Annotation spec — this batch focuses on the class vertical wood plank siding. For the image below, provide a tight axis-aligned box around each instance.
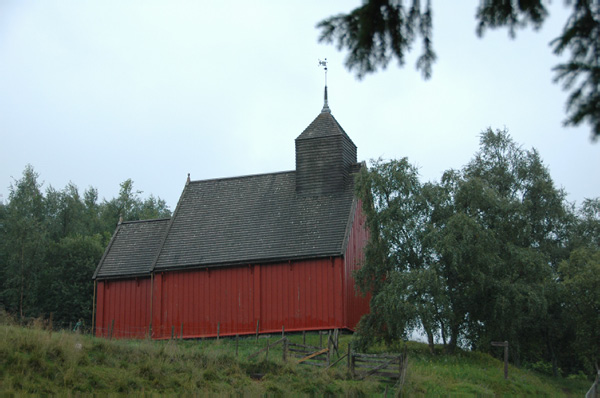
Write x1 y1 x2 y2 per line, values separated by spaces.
94 278 151 338
344 200 371 329
151 258 346 339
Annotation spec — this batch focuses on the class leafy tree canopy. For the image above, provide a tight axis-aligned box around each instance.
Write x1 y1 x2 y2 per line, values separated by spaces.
354 129 597 374
317 1 600 139
0 165 171 327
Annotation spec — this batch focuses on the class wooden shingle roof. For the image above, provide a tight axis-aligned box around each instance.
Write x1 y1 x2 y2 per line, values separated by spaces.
295 111 357 196
296 109 354 142
152 169 359 271
93 108 362 279
93 218 169 279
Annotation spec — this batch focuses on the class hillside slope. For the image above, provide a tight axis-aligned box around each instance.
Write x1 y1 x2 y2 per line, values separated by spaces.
0 323 590 396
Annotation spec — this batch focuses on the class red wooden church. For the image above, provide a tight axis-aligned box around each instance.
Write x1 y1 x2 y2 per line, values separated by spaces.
92 92 370 339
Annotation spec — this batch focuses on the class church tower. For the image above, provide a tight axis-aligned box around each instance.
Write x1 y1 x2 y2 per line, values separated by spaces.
295 84 357 196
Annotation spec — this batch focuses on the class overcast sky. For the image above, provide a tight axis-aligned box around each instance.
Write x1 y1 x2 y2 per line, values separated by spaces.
1 1 598 211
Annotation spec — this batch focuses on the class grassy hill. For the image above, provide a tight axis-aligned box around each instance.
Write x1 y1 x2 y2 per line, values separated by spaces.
0 322 591 396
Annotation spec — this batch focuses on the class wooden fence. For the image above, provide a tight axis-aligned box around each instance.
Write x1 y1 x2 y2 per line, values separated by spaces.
287 342 330 366
586 370 600 398
246 333 408 385
349 350 408 383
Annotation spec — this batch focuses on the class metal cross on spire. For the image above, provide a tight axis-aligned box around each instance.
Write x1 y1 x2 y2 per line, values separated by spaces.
318 58 330 113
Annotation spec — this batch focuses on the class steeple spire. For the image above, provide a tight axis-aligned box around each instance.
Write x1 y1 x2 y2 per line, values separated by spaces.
318 58 330 113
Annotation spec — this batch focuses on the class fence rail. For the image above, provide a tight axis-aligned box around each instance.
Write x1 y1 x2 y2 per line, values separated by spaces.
586 371 600 398
349 348 408 383
244 334 408 386
287 342 330 366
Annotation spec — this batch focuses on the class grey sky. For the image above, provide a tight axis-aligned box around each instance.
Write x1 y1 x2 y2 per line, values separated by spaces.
1 1 597 211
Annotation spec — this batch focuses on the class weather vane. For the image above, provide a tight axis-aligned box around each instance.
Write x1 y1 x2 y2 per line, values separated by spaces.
318 58 328 86
318 58 330 113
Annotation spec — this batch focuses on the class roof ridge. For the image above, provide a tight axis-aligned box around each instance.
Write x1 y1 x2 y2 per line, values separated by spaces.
92 223 123 280
120 218 171 225
149 178 191 273
188 170 295 185
340 164 365 255
154 252 345 271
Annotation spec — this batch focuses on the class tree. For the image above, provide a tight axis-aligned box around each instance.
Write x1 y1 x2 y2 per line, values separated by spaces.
40 235 104 327
45 183 88 240
317 1 600 139
353 158 434 349
554 197 600 373
354 129 570 362
559 247 600 373
99 179 171 233
0 167 172 324
571 198 600 248
0 165 47 319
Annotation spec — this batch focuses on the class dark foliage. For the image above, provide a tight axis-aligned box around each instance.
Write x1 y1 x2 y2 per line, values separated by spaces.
317 0 435 79
0 165 171 327
354 129 599 375
318 1 600 139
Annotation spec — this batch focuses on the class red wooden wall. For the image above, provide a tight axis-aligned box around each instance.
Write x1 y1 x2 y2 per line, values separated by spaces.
95 278 151 339
152 257 346 339
343 199 370 329
94 202 370 339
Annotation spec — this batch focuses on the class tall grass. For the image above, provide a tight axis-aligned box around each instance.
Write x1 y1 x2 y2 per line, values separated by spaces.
0 322 590 396
0 324 378 396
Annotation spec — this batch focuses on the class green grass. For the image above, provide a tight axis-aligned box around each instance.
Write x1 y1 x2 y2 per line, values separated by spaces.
396 342 590 397
0 323 591 396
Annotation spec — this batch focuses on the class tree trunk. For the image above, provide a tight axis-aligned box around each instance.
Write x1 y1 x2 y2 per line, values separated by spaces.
447 325 459 354
438 315 447 347
545 328 559 377
425 328 435 354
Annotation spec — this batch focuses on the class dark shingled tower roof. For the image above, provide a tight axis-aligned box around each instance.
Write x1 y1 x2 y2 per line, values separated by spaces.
295 106 357 196
93 97 361 279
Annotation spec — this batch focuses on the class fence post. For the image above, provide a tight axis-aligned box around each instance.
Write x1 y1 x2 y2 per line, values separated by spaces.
109 319 114 340
320 331 323 347
171 325 174 340
282 325 285 338
266 338 270 361
256 320 259 341
327 333 331 366
503 341 509 380
491 341 509 380
235 334 239 357
332 329 339 357
180 323 183 340
303 330 306 345
217 322 220 340
49 312 53 335
399 353 402 380
334 329 339 355
348 345 354 378
283 338 287 362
